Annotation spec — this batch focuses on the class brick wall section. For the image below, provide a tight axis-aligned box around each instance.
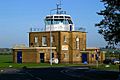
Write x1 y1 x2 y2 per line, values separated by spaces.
13 48 57 63
13 49 37 63
29 31 86 63
13 31 105 64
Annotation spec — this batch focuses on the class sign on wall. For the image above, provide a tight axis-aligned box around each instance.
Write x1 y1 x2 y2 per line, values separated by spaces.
62 45 68 50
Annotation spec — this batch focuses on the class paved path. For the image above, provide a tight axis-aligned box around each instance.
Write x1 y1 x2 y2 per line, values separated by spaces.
0 68 20 74
0 67 119 80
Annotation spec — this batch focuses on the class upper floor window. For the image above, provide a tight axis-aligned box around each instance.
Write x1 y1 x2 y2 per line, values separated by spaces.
51 36 55 43
42 36 47 46
64 36 67 42
76 37 79 50
34 36 38 43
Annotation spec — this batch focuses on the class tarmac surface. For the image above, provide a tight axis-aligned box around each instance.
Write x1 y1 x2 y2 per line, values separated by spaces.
0 66 119 80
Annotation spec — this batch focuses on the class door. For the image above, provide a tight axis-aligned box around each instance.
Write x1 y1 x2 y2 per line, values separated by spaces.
40 53 44 63
82 53 88 63
17 51 22 63
52 53 54 59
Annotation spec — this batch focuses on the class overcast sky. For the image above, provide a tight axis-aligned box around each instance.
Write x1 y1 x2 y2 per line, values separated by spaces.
0 0 107 48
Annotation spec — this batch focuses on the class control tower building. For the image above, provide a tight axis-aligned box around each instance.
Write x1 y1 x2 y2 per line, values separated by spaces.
13 3 105 64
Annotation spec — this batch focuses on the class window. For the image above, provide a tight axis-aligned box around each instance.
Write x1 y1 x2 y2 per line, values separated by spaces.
52 53 54 58
63 19 69 24
51 36 54 43
76 37 79 49
45 19 53 25
42 36 47 46
59 16 64 18
65 16 71 19
54 16 58 18
46 16 53 19
34 36 39 47
30 43 33 46
34 36 38 43
64 36 67 42
76 54 80 58
64 53 69 58
68 20 73 24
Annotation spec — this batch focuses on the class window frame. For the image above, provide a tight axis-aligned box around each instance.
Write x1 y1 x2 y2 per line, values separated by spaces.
76 37 79 50
42 36 47 46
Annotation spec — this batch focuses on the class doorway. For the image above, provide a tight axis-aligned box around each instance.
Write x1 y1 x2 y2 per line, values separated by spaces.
40 53 44 63
82 53 88 63
17 51 22 63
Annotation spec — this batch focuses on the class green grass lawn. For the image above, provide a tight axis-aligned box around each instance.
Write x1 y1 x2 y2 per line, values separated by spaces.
0 55 12 63
0 55 119 71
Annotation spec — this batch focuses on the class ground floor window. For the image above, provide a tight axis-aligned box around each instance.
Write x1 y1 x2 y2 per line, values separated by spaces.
76 53 80 58
64 53 69 58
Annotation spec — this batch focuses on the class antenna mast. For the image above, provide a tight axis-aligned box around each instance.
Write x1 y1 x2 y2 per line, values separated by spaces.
56 0 62 14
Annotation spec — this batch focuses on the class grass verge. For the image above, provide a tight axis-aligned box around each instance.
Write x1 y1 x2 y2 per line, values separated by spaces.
0 55 119 72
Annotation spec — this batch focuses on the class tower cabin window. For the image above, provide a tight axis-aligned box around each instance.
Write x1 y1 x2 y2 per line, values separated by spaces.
54 16 58 18
45 15 73 25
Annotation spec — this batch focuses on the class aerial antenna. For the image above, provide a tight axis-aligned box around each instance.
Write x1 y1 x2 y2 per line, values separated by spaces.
59 0 62 8
56 0 62 14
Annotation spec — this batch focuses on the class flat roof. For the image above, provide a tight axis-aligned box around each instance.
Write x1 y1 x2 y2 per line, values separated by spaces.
13 47 56 50
29 31 86 33
86 47 99 50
